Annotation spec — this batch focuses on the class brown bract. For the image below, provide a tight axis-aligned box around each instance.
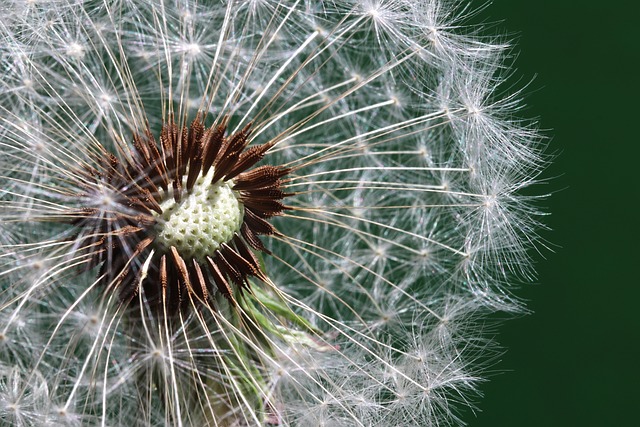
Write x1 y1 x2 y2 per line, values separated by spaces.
72 113 290 314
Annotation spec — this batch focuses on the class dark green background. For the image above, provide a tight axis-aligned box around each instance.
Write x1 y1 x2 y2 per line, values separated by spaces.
468 2 638 426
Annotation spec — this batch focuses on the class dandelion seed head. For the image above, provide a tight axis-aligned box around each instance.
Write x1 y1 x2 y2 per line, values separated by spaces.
1 0 548 425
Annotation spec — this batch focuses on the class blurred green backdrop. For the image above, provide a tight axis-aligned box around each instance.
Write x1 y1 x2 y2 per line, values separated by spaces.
467 1 638 426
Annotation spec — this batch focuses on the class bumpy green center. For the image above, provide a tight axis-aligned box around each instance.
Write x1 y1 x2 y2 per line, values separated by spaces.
155 170 243 261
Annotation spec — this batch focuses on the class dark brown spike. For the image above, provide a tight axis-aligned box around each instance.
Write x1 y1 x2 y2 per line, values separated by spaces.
169 122 185 202
240 222 269 253
238 188 288 201
210 151 239 184
161 117 183 202
202 119 228 175
243 208 278 235
114 269 138 302
132 132 153 172
241 198 287 217
144 126 170 190
126 196 149 215
186 137 204 191
207 256 236 304
172 173 183 203
184 115 206 191
133 236 155 257
220 242 259 282
107 224 144 237
233 166 290 191
233 235 266 281
224 141 276 181
186 114 205 162
159 254 168 300
216 249 244 289
215 123 252 166
131 213 156 228
160 118 176 179
178 123 188 179
191 259 209 303
170 246 192 296
211 125 252 183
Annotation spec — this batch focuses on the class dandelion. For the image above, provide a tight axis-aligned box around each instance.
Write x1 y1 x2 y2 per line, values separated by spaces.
0 1 545 426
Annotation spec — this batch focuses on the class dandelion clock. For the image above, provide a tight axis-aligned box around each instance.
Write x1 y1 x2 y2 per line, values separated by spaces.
0 1 546 426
